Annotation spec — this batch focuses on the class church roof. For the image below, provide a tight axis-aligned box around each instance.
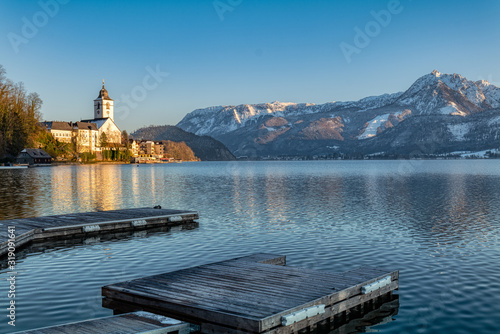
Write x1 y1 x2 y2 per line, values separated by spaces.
96 81 113 100
74 122 98 131
39 121 73 131
81 118 119 131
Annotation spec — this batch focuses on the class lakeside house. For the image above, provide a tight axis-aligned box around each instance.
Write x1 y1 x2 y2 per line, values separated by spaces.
16 148 52 166
130 140 179 163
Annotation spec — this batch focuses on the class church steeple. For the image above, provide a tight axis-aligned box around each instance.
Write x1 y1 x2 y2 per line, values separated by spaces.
94 80 114 120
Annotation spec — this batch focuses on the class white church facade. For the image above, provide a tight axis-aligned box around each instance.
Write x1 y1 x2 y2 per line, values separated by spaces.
81 81 122 146
40 81 122 154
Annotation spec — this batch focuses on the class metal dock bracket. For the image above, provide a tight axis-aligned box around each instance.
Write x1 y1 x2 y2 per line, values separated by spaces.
362 275 392 294
131 219 147 227
281 304 326 326
168 216 183 222
82 224 101 233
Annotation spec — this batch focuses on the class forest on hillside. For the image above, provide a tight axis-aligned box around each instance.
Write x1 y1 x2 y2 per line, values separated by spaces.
0 65 42 161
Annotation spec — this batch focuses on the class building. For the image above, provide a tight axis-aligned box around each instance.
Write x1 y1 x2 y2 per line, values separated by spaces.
130 140 186 162
130 139 139 156
81 81 121 147
40 121 73 143
139 141 155 155
38 121 99 153
40 81 122 155
74 122 99 153
155 141 165 156
16 149 52 166
93 80 114 120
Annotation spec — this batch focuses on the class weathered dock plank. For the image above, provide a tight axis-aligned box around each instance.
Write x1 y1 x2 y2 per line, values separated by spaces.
0 207 198 257
13 311 196 334
102 253 399 333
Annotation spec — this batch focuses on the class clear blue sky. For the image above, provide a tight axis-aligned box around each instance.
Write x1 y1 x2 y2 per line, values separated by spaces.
1 0 500 132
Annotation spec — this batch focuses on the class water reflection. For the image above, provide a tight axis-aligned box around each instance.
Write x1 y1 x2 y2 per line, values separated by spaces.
2 162 499 245
1 161 500 334
0 169 42 219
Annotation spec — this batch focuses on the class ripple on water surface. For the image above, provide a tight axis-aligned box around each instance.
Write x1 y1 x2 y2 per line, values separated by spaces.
1 160 500 333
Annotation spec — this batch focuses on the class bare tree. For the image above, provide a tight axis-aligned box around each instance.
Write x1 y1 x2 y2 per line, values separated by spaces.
0 65 43 160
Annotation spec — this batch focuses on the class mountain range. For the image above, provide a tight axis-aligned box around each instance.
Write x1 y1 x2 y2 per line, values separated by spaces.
176 70 500 158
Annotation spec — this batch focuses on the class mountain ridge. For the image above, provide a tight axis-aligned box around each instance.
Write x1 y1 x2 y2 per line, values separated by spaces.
177 71 500 158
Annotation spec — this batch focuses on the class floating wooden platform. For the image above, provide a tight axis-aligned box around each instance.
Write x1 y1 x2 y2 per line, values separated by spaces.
13 311 196 334
0 207 198 257
102 253 399 333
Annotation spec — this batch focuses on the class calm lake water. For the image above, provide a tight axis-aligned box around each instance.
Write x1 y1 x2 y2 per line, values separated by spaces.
1 161 500 333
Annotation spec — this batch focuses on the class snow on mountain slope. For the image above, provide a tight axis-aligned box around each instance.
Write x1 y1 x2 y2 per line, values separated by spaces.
178 93 404 137
476 80 500 108
447 123 471 141
177 71 500 147
396 70 498 115
358 110 410 140
358 114 392 139
336 92 403 111
180 101 318 136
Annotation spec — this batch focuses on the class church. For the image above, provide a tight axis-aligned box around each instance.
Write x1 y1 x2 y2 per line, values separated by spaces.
81 80 122 146
40 81 122 155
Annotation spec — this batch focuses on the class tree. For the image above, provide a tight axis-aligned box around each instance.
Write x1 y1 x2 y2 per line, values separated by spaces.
163 141 198 161
121 130 132 161
99 132 108 148
122 130 129 146
36 131 71 158
98 132 109 160
0 65 42 161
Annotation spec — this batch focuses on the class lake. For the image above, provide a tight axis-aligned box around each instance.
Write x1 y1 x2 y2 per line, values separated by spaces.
1 160 499 333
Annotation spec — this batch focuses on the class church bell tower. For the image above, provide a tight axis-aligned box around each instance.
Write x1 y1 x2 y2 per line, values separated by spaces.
94 80 114 120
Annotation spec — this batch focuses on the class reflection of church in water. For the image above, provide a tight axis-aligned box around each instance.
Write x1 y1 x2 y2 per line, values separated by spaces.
40 81 122 154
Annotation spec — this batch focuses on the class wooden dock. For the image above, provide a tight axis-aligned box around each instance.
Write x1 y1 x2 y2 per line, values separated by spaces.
13 311 196 334
102 253 399 333
0 207 198 257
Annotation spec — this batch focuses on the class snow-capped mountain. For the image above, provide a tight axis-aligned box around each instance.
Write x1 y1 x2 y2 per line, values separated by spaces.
177 71 500 157
396 70 495 116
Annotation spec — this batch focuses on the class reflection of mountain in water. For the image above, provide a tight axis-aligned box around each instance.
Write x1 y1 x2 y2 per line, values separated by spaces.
218 164 498 248
1 163 498 248
1 161 500 333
